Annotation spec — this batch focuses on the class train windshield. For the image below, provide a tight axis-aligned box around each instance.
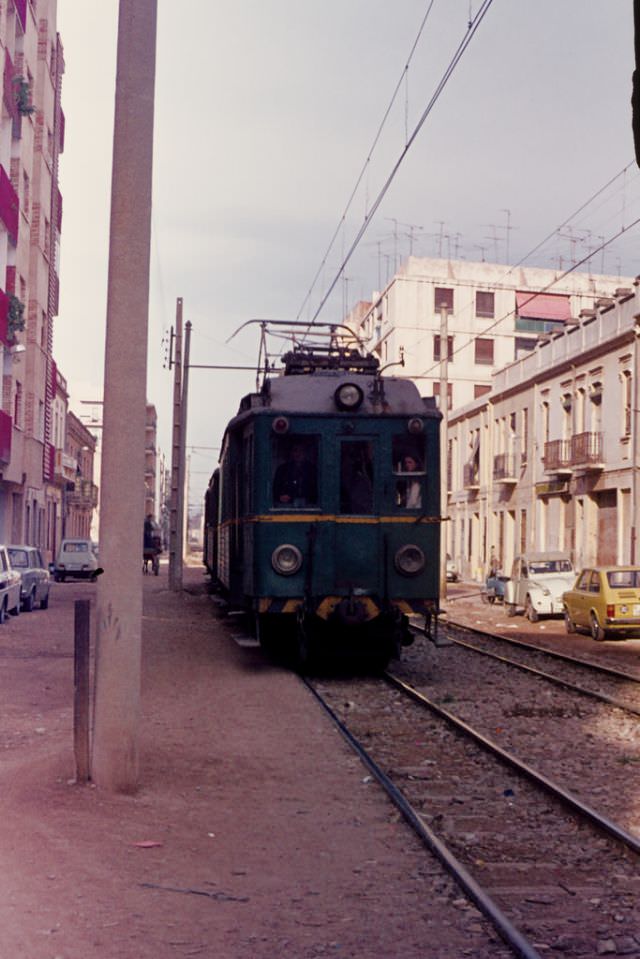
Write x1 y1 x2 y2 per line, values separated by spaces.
272 435 319 508
392 435 425 509
340 440 374 514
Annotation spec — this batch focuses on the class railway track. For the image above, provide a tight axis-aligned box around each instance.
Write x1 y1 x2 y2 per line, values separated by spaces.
306 671 640 958
413 620 640 717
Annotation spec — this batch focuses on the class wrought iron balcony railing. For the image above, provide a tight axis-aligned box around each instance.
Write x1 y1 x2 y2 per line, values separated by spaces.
542 438 572 473
571 431 603 467
493 452 517 482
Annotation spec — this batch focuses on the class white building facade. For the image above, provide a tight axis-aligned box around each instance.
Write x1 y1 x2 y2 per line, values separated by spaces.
447 283 640 581
352 257 634 411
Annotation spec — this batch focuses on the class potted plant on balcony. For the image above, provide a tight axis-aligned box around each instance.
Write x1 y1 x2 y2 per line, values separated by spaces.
13 76 34 116
7 294 25 340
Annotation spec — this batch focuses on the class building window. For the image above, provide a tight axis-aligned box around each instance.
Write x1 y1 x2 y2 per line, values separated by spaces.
514 337 536 360
474 337 494 365
14 381 22 428
22 171 29 218
434 287 453 313
521 407 529 465
475 291 494 318
433 381 453 411
622 370 632 437
474 384 491 399
433 335 454 363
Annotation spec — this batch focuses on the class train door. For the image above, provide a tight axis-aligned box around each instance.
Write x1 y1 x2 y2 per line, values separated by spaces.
334 438 378 590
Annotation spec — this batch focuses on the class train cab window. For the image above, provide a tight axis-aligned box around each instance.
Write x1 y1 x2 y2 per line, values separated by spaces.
340 440 374 514
392 436 425 509
272 435 319 508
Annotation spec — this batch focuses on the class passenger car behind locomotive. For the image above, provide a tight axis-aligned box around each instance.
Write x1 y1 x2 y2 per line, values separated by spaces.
204 344 441 666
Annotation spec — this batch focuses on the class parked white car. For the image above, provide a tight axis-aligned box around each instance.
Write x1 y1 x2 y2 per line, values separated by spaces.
54 538 100 582
0 545 22 622
505 552 575 622
8 545 50 611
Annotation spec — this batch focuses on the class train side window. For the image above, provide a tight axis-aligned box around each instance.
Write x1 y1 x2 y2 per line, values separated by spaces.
392 435 425 509
272 435 319 508
340 440 374 514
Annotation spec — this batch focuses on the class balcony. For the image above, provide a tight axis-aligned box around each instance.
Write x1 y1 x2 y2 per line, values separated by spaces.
0 288 8 345
0 408 12 463
2 50 18 122
463 462 480 490
571 431 603 470
493 453 517 483
67 479 98 509
543 438 572 474
13 0 26 33
0 165 19 245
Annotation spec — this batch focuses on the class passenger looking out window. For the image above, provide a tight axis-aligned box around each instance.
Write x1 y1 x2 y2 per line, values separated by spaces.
392 435 425 509
272 437 318 508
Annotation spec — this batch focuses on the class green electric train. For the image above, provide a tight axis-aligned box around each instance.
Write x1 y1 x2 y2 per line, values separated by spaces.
204 343 442 667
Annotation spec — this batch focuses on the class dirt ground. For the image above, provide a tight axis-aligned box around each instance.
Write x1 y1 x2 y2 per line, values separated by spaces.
0 562 520 959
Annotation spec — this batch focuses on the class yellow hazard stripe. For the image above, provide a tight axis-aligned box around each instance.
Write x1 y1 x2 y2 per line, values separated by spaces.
230 514 443 525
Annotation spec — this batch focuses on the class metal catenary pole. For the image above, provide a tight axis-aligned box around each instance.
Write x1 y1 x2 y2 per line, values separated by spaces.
439 302 449 600
168 298 183 590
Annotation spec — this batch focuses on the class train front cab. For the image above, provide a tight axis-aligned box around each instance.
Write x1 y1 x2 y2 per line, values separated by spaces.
249 409 440 664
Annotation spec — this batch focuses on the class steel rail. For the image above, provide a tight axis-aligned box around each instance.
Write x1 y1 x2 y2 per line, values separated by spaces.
443 618 640 684
422 627 640 718
301 676 542 959
384 670 640 856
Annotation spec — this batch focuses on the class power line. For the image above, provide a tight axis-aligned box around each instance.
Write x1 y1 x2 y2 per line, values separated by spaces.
305 0 495 330
414 214 640 380
295 0 438 324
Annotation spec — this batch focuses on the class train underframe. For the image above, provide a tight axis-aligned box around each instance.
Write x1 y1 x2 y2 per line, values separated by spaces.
255 595 438 670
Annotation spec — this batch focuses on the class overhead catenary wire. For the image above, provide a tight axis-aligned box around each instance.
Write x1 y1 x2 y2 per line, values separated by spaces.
295 0 438 325
413 214 640 381
304 0 495 332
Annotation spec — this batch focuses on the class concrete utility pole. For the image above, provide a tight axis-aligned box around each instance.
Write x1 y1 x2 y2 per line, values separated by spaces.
92 0 157 792
168 299 183 591
439 303 449 601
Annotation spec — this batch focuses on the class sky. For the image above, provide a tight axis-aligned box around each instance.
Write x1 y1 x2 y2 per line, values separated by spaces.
55 1 639 514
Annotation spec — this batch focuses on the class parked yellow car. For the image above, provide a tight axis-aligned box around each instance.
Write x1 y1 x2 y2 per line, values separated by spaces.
562 566 640 641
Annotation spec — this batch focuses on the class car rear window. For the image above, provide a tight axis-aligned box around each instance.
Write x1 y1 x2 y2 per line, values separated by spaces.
607 570 640 588
8 549 28 567
529 560 572 574
64 542 89 553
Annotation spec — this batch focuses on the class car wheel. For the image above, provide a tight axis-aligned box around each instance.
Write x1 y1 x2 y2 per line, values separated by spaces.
590 612 606 642
525 596 539 623
11 597 20 616
506 603 517 617
23 589 35 613
564 608 576 634
40 591 49 610
0 601 7 625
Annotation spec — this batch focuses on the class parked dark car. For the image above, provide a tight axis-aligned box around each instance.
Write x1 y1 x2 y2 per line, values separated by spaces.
8 545 50 611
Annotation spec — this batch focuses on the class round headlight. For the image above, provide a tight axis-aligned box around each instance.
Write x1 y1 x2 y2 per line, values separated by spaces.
335 383 364 411
272 416 290 434
271 544 303 576
408 417 424 434
394 544 426 576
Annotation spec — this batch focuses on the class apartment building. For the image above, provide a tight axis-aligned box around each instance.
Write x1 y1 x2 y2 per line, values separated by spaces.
447 284 640 581
350 257 633 410
0 0 64 551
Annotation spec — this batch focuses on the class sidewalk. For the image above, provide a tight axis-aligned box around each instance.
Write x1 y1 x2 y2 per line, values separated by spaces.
0 564 503 959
